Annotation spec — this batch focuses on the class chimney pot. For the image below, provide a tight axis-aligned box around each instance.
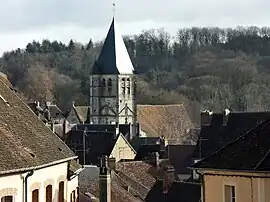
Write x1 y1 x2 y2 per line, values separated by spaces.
201 110 213 126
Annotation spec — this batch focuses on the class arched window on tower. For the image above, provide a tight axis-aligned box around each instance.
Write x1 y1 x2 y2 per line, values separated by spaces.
108 78 112 94
100 78 106 94
127 78 131 96
121 78 126 96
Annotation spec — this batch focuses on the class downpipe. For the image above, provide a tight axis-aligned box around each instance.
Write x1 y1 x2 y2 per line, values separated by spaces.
24 170 34 202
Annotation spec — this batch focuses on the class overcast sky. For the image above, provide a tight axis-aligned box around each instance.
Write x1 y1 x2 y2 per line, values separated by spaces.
0 0 269 55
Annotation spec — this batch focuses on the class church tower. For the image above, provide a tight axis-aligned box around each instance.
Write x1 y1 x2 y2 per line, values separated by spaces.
89 17 137 137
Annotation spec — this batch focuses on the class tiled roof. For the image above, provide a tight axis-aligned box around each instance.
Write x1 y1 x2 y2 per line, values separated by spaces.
192 118 270 171
134 144 161 161
146 180 201 202
66 129 116 165
74 106 90 123
168 145 195 174
193 111 270 159
131 137 161 151
167 181 201 202
0 76 76 173
47 104 64 119
137 104 194 145
117 161 157 189
80 166 141 202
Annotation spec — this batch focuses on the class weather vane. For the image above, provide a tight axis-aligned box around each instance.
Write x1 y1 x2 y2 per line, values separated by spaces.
112 2 116 17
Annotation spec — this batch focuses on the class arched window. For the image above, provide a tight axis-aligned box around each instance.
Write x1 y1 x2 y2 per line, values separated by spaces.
46 185 52 202
127 78 131 95
108 78 112 94
58 181 64 202
100 78 106 87
32 189 39 202
1 196 13 202
121 78 126 95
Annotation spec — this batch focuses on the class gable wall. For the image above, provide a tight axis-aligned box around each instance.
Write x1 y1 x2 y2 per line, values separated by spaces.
0 162 78 202
110 135 136 162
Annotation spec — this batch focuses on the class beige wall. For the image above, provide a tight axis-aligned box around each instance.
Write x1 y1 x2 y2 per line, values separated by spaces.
202 171 270 202
0 162 78 202
110 135 136 162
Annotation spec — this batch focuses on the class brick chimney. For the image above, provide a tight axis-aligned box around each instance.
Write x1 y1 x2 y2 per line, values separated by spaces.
99 155 111 202
201 110 213 126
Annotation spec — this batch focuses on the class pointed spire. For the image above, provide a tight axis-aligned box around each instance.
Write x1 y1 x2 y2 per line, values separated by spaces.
92 17 134 75
112 3 116 17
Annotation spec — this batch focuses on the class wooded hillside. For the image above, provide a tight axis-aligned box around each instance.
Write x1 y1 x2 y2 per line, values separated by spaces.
1 26 270 124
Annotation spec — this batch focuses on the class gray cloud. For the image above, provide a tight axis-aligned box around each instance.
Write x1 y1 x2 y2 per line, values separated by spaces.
1 0 270 33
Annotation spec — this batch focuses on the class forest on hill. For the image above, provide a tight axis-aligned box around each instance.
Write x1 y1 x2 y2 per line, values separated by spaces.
1 26 270 124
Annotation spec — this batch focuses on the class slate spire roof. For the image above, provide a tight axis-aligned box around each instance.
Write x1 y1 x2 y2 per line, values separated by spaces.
191 118 270 171
92 17 134 75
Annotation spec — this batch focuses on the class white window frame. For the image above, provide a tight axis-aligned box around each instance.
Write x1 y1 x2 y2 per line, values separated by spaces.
223 182 236 202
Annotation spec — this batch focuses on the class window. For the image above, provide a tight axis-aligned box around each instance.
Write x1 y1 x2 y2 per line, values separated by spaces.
46 185 52 202
72 190 76 202
108 78 112 94
121 78 126 95
1 196 13 202
32 189 39 202
76 187 79 202
224 185 236 202
58 181 64 202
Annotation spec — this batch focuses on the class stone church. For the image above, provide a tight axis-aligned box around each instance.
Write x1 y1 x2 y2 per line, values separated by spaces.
89 17 137 138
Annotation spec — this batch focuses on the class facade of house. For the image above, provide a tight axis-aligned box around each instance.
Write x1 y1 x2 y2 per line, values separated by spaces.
191 118 270 202
110 133 136 161
89 17 137 138
0 74 81 202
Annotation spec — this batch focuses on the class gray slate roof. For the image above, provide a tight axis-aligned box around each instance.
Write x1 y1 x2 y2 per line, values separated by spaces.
0 76 76 174
92 17 134 75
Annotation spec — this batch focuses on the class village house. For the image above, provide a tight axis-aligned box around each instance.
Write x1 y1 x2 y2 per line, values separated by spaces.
0 74 82 202
193 109 270 161
190 118 270 202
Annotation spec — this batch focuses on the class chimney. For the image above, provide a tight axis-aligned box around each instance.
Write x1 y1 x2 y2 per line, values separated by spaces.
223 109 230 126
162 165 175 194
201 110 213 126
136 123 140 137
99 155 111 202
46 101 51 107
33 101 40 117
51 123 55 133
108 157 117 171
159 136 166 152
